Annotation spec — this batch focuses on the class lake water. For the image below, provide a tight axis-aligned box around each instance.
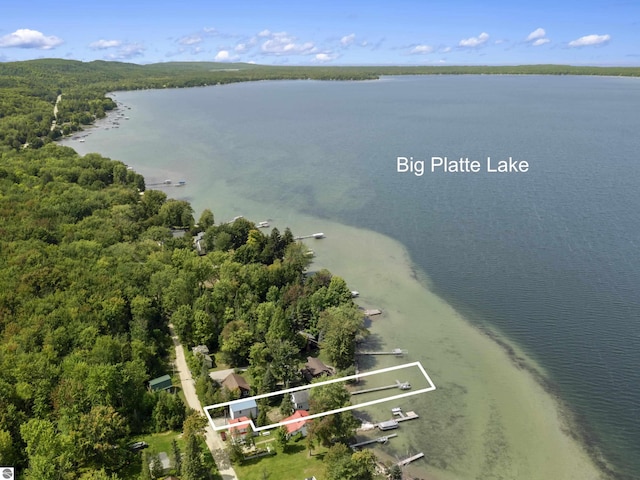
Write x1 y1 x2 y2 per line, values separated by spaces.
66 75 640 479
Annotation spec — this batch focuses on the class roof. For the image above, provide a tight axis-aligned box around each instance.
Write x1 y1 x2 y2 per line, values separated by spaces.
291 390 310 404
282 410 310 435
149 374 172 391
222 372 250 392
193 344 210 355
228 416 250 435
305 356 332 376
229 398 257 413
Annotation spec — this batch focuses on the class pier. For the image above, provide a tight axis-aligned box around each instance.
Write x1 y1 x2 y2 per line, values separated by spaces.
355 348 408 357
364 309 382 316
349 434 397 450
294 232 325 240
396 452 425 467
351 380 411 396
394 410 419 423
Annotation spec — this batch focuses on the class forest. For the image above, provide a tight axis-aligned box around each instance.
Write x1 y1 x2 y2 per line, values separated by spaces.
1 58 639 150
0 141 370 478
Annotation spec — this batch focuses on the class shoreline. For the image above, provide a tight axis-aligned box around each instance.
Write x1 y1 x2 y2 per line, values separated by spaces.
60 88 614 480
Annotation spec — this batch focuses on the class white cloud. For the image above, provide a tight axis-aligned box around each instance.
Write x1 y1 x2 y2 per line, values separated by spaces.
459 32 489 48
89 39 121 50
214 50 239 62
0 29 63 50
340 33 356 47
441 46 452 53
410 44 434 54
532 38 550 46
569 34 611 47
260 31 316 55
105 43 145 60
314 52 338 62
526 28 546 41
179 35 202 46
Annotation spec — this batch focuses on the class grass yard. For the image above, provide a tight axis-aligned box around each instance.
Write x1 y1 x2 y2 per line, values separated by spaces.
234 441 328 480
117 430 187 479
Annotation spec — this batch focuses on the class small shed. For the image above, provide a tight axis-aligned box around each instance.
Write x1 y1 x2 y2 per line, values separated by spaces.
229 398 258 420
149 374 172 392
193 345 213 369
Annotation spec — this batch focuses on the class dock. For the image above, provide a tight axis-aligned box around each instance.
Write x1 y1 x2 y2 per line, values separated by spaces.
294 232 325 240
395 410 419 423
364 309 382 316
351 380 411 396
349 434 397 450
355 348 408 357
396 452 425 467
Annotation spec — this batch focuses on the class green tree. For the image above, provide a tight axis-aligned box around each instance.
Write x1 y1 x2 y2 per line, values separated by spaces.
182 432 206 480
308 383 358 447
139 451 152 480
198 209 215 230
275 425 289 453
317 304 365 370
172 438 182 476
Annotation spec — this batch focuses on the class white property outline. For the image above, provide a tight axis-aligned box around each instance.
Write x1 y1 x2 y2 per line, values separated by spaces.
204 361 436 433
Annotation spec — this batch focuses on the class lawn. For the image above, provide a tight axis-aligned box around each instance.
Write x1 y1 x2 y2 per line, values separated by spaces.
117 430 186 479
234 440 328 480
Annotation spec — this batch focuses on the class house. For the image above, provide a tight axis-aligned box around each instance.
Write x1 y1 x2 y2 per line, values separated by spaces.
148 374 172 392
192 345 213 369
229 398 258 420
228 416 251 442
193 231 206 255
282 410 310 438
222 372 251 397
291 390 310 411
303 356 333 379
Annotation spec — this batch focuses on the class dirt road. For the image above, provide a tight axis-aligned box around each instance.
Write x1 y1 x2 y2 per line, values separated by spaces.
169 324 238 480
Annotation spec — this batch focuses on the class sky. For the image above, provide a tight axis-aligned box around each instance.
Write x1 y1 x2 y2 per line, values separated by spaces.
1 0 639 66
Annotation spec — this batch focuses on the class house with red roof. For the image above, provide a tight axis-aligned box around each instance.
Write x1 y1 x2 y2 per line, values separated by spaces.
282 410 310 438
228 416 251 443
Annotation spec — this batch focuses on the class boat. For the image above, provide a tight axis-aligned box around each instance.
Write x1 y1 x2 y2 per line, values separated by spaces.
258 221 270 228
351 291 360 298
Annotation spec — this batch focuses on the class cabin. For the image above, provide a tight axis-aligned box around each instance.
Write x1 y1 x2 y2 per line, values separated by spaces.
282 410 310 438
222 372 251 398
291 390 310 411
229 398 258 420
303 356 334 379
148 374 172 392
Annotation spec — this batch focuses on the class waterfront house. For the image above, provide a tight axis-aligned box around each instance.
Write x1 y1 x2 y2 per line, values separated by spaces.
303 356 334 379
282 410 310 438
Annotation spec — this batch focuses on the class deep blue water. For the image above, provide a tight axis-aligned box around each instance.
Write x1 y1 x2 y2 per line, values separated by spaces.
70 75 640 477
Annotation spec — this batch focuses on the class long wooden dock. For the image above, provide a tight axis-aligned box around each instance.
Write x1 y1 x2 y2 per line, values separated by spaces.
351 380 411 396
355 348 408 357
395 411 419 423
349 434 397 450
